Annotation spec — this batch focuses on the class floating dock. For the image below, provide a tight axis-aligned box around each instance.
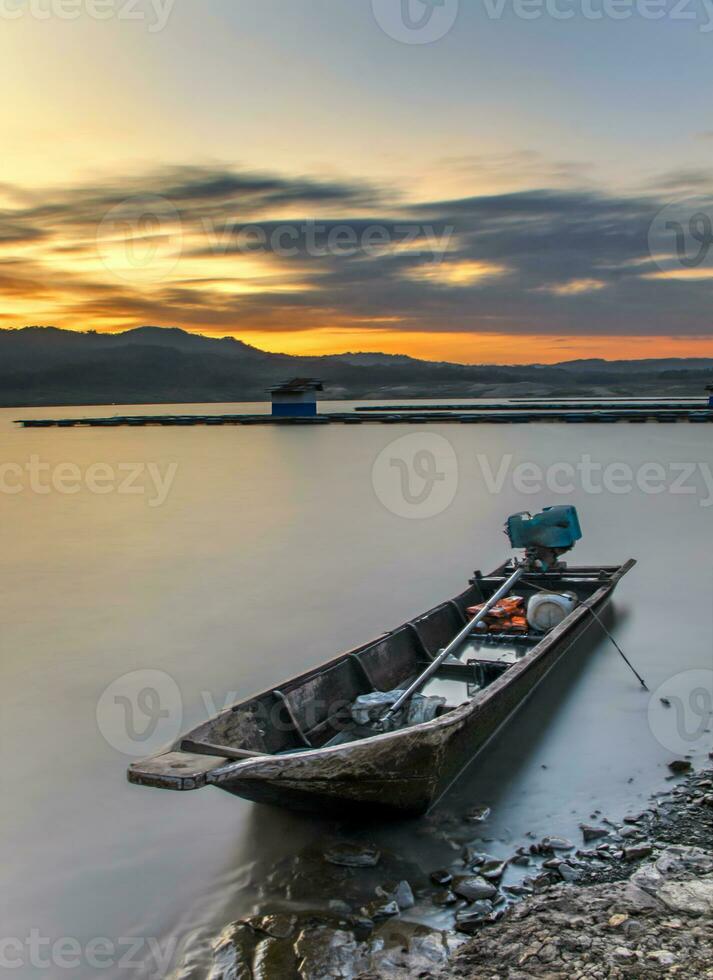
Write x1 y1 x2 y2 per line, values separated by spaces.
15 405 713 427
357 400 709 412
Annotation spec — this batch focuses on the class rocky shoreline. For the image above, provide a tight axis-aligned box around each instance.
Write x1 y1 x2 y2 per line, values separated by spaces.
436 763 713 979
204 764 713 979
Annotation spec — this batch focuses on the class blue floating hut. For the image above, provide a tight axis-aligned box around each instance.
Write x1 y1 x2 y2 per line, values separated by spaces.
268 378 324 417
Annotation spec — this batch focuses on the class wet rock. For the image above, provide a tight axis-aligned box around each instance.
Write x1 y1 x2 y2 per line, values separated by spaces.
244 913 297 940
532 871 558 890
294 925 367 980
452 875 498 902
479 859 506 881
454 900 494 934
360 899 400 921
668 759 693 774
364 921 461 977
541 835 575 852
375 879 415 911
504 883 533 897
618 825 641 839
509 853 530 867
623 844 654 862
580 824 609 843
209 923 254 980
323 842 381 868
431 888 458 907
461 847 491 867
464 804 491 823
557 863 582 883
252 936 297 979
430 868 452 887
396 930 452 972
349 915 374 938
392 880 415 911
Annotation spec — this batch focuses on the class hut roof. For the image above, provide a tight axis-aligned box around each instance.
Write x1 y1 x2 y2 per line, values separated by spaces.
267 377 324 394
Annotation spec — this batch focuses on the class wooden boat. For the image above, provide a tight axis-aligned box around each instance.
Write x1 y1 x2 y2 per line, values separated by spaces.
128 556 635 815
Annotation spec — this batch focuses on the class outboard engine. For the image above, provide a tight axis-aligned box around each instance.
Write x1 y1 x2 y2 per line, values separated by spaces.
506 505 582 570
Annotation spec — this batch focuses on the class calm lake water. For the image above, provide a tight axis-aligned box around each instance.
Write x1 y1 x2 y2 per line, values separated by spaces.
2 402 712 977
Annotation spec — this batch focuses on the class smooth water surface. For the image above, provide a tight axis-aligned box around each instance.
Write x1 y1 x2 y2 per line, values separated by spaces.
1 402 711 977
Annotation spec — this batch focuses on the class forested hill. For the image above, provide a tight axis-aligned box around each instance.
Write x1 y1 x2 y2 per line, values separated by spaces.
1 326 712 406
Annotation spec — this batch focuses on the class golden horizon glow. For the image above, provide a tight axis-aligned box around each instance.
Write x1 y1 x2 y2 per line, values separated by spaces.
234 329 713 363
8 323 708 366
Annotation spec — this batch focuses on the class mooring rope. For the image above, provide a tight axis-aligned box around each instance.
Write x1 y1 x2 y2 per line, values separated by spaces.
518 576 648 691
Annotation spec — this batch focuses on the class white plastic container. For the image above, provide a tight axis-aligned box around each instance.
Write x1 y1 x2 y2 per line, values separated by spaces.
527 591 578 632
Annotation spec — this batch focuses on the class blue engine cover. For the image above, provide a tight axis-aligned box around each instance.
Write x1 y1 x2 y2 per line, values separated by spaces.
506 505 582 551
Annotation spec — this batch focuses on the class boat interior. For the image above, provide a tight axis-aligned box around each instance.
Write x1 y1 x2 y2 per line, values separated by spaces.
180 565 616 760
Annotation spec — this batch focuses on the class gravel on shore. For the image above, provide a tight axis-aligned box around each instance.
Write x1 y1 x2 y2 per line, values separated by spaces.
441 845 713 979
203 766 713 979
387 766 713 980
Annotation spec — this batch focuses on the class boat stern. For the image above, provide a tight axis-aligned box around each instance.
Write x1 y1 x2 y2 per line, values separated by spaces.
127 750 228 791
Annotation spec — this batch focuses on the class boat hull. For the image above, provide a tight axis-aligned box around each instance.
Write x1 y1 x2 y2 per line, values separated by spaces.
129 560 634 815
204 578 622 813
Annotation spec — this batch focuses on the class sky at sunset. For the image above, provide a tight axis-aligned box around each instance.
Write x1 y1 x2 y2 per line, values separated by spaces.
2 0 713 363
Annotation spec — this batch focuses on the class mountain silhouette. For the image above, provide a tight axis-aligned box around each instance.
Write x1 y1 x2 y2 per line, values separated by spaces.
1 326 711 407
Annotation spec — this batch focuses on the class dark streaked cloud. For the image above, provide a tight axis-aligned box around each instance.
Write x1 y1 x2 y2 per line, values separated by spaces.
2 164 713 342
